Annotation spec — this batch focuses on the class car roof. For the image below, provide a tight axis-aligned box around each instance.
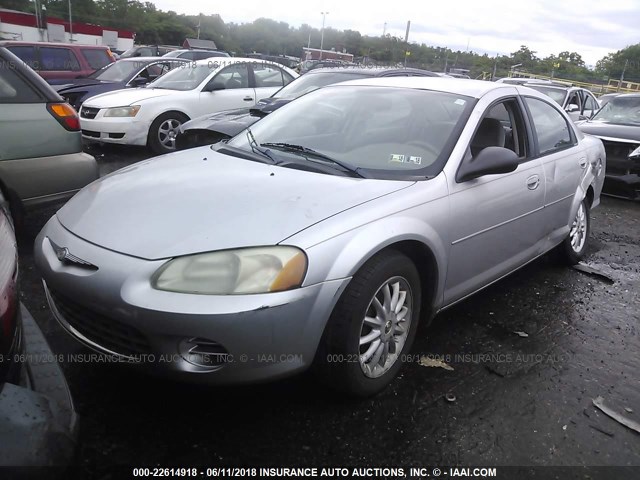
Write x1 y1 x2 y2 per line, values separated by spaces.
118 56 190 63
0 40 109 49
328 76 516 99
306 67 437 77
191 57 292 68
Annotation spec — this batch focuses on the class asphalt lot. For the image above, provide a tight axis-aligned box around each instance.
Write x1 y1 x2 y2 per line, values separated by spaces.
16 145 640 476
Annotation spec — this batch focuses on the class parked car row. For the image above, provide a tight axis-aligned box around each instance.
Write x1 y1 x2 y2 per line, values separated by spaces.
78 58 298 153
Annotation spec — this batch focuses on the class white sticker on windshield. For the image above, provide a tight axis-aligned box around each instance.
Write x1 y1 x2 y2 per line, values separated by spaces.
454 99 466 105
408 156 422 165
389 154 406 163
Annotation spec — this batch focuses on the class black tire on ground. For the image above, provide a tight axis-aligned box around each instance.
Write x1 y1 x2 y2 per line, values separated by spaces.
558 197 591 265
315 250 422 397
148 112 189 155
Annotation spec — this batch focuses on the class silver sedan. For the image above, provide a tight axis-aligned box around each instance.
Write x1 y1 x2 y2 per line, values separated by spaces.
35 77 605 396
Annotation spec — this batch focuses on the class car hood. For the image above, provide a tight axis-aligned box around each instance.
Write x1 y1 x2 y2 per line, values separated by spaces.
56 147 413 260
182 108 256 136
578 121 640 143
52 78 113 92
83 87 175 107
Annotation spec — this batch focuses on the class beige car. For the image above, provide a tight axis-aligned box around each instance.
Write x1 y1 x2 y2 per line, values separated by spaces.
0 47 97 222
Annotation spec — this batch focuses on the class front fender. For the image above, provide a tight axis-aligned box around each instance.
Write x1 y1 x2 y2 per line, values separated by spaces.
302 214 450 310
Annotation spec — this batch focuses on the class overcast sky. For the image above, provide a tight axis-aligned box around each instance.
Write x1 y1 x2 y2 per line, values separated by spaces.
151 0 639 66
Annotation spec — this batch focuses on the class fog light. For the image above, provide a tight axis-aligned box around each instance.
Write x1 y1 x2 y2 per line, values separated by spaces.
179 337 229 370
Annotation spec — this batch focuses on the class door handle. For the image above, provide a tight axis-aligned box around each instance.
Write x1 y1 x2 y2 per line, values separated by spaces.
579 158 587 169
526 174 540 190
243 96 254 102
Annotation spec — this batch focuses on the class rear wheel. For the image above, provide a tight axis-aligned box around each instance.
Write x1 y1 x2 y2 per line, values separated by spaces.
316 250 421 397
559 198 590 265
148 112 189 155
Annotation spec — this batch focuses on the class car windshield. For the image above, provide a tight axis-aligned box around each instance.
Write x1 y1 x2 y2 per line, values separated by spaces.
148 62 216 90
527 86 568 106
274 71 369 101
89 60 142 81
591 96 640 126
228 85 474 178
162 51 182 58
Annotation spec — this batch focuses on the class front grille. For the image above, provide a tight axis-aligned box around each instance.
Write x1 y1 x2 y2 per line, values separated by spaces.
601 140 640 176
47 286 152 358
82 129 100 138
80 106 99 119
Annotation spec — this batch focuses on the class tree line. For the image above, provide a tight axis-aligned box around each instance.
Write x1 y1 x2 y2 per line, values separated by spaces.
3 0 639 82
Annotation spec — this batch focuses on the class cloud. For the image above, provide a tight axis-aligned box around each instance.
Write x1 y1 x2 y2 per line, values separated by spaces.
150 0 640 64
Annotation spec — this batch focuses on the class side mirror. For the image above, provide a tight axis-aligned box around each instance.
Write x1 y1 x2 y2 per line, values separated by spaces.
204 82 225 92
566 104 580 113
457 146 519 182
130 77 149 87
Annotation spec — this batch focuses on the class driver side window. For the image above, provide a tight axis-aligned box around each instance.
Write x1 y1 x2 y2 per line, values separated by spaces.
470 99 528 160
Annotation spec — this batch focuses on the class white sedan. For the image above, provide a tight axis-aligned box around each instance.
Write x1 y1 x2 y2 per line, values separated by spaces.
78 58 298 154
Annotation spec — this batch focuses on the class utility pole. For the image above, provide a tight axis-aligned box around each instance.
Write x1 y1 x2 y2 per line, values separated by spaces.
197 14 201 39
618 59 629 92
382 22 387 37
404 20 410 67
68 0 73 42
319 11 328 60
492 55 497 80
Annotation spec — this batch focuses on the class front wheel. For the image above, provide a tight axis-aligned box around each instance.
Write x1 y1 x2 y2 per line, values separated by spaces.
315 250 421 397
148 112 189 155
559 198 590 265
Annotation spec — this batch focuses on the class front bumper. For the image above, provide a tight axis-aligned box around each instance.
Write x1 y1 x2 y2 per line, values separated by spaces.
80 111 149 146
35 216 349 384
0 304 78 466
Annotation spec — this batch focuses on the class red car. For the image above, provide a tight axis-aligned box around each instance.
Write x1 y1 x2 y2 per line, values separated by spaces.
0 40 115 80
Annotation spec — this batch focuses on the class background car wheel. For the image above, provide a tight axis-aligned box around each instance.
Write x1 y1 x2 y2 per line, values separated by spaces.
559 198 590 265
148 112 189 155
315 250 421 397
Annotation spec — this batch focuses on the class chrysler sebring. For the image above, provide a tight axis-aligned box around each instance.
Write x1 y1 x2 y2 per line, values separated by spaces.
35 78 605 396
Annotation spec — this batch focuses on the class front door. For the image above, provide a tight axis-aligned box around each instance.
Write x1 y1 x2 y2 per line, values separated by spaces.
444 98 547 305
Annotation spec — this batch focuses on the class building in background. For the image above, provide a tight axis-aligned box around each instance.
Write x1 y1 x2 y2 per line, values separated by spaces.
302 47 353 63
0 8 134 51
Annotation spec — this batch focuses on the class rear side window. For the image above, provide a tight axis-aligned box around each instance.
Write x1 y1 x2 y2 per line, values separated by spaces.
81 48 111 70
40 47 80 71
525 97 575 156
253 65 287 88
0 60 43 103
6 46 37 69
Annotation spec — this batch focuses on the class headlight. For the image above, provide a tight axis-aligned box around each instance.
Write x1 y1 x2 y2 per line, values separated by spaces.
152 246 307 295
629 145 640 158
103 105 140 117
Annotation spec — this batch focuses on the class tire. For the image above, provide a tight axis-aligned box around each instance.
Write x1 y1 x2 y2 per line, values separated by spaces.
148 112 189 155
315 250 422 397
559 198 590 265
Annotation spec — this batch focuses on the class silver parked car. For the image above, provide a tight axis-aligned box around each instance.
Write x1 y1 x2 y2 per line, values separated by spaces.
35 78 605 396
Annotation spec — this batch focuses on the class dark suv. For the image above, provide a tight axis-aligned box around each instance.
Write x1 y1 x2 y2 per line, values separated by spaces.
0 41 115 80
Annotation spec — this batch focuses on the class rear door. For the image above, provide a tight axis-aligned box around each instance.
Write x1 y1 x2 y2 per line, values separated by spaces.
444 95 547 305
199 63 255 116
250 63 293 101
522 95 582 242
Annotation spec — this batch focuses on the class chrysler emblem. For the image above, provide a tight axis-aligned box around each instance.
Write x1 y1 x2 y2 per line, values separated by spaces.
49 239 97 269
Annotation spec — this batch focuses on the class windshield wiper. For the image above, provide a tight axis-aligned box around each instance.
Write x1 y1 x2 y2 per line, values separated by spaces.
246 129 277 164
260 142 365 178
